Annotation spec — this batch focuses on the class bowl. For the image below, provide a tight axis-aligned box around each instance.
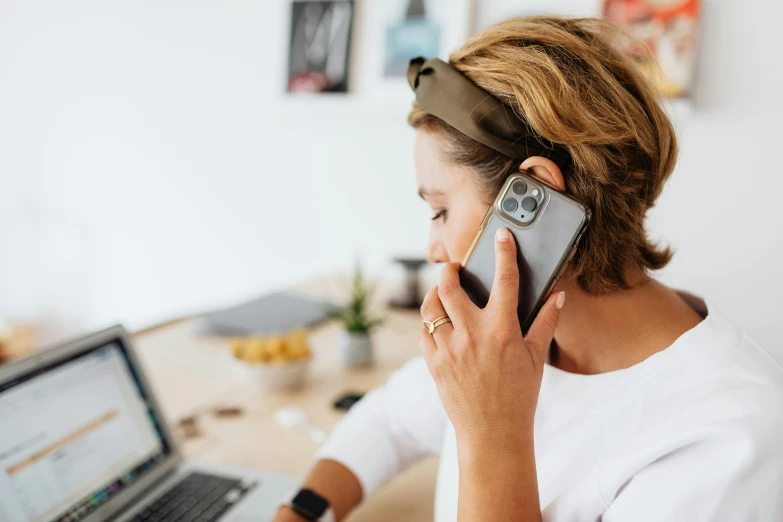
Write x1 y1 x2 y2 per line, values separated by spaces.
228 353 311 391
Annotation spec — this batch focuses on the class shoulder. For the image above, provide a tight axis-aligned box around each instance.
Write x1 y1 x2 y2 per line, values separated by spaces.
688 307 783 405
600 318 783 518
639 306 783 459
645 302 783 400
706 330 783 447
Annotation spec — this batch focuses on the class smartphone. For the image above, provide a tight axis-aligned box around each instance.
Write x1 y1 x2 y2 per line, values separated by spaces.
333 392 365 411
460 173 589 334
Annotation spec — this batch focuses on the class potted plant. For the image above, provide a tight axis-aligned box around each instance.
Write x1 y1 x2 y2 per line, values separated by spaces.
333 266 382 368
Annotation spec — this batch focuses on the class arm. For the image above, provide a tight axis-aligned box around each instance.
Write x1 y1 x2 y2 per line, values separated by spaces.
275 459 361 522
457 431 541 522
417 228 563 522
275 357 448 522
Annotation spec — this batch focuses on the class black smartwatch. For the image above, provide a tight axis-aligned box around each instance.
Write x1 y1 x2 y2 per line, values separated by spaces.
283 488 335 522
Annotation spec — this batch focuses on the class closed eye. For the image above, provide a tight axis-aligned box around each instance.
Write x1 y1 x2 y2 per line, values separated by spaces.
431 209 447 221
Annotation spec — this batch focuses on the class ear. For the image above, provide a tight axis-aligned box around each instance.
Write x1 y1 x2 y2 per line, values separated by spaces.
519 156 565 191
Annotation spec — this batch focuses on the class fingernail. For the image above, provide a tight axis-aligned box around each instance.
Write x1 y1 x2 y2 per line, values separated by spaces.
496 227 511 242
555 292 566 310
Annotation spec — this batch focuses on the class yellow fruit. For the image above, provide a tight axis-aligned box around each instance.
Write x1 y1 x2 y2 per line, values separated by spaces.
243 338 267 362
288 329 308 345
231 339 246 359
285 330 310 358
266 336 284 356
231 330 312 365
269 354 289 364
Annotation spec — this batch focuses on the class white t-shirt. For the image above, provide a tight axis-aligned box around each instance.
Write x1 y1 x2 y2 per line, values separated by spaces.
317 303 783 521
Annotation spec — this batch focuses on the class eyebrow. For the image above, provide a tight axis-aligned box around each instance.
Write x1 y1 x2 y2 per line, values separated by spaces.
418 187 446 200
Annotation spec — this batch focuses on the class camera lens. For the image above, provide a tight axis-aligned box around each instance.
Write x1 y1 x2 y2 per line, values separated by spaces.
512 181 527 195
521 197 537 212
502 198 518 213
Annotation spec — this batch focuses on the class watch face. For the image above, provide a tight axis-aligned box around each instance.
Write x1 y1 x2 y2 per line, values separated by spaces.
292 489 329 519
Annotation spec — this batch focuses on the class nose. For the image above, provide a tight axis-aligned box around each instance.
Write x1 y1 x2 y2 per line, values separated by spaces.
426 237 449 264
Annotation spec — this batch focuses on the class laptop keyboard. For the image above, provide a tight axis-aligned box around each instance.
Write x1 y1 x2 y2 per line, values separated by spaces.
130 472 254 522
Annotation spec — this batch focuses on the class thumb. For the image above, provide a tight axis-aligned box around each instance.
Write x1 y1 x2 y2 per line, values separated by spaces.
524 291 566 357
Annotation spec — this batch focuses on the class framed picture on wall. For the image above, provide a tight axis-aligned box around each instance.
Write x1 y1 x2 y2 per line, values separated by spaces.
287 0 355 94
384 0 442 78
603 0 700 99
355 0 474 100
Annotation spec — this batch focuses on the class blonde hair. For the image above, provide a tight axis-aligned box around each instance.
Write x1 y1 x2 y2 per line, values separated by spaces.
409 16 677 295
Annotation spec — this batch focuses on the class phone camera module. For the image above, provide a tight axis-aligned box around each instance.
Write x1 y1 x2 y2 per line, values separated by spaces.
521 197 538 212
512 181 527 195
502 198 518 213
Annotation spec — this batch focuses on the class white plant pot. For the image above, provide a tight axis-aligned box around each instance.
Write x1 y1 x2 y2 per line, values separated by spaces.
339 331 374 368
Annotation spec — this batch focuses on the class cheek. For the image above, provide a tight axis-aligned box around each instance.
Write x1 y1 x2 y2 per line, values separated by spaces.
446 208 487 262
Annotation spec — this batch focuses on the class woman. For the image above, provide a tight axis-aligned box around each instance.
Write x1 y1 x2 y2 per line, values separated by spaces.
276 16 783 522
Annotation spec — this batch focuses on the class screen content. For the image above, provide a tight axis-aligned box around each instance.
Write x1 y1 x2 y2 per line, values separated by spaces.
0 341 169 522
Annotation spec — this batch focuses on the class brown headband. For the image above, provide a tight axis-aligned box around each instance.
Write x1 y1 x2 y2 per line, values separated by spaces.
407 57 571 170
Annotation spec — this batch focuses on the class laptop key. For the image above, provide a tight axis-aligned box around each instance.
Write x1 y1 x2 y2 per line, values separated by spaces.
131 472 251 521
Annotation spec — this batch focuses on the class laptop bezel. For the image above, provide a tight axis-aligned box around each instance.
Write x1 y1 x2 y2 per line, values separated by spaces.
0 324 183 522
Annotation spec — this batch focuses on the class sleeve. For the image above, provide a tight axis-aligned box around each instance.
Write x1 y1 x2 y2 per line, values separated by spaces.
315 356 448 498
601 407 783 522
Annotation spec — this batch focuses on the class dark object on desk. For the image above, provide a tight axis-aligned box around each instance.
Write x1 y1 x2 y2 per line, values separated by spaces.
197 292 336 336
213 406 243 418
333 392 365 411
178 416 202 440
388 257 428 309
177 405 244 440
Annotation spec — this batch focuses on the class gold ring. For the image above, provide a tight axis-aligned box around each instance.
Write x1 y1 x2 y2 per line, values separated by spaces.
423 315 451 334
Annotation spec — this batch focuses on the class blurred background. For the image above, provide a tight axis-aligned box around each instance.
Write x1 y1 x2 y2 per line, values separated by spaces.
1 0 781 355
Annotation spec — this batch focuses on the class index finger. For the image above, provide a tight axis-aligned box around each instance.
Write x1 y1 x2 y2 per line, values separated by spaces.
487 227 519 312
437 262 475 326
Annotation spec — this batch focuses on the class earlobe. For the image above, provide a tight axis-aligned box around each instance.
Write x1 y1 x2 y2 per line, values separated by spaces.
519 156 566 191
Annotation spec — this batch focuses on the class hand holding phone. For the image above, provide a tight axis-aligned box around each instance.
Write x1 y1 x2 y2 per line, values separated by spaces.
459 173 588 333
418 230 567 464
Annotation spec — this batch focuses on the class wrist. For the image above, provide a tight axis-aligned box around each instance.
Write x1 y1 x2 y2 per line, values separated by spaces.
280 488 336 522
456 423 535 468
275 505 309 522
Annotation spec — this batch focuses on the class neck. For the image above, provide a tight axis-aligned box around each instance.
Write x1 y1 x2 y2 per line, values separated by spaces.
549 274 703 375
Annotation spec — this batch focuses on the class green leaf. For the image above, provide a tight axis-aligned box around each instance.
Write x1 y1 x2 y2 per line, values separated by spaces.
332 263 382 334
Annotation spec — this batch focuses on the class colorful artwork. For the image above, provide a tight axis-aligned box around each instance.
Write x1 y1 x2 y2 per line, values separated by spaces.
287 1 355 93
603 0 700 98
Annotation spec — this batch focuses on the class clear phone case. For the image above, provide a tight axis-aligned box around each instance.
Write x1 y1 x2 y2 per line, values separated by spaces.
460 173 589 333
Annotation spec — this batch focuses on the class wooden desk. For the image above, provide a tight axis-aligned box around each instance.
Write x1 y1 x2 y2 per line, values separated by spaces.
133 301 438 522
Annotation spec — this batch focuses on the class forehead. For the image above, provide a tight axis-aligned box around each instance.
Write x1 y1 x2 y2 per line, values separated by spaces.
414 130 471 192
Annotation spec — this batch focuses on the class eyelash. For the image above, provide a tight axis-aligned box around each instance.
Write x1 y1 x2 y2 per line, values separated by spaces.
431 209 447 222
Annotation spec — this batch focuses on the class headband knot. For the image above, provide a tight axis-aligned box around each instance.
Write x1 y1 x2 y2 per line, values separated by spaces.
407 57 571 170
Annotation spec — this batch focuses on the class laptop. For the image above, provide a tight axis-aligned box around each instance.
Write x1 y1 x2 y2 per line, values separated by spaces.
0 325 299 522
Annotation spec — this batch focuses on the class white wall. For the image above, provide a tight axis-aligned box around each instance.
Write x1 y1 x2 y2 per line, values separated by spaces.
1 0 781 356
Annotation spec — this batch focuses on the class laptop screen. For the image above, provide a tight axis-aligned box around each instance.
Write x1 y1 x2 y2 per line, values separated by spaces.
0 339 170 522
